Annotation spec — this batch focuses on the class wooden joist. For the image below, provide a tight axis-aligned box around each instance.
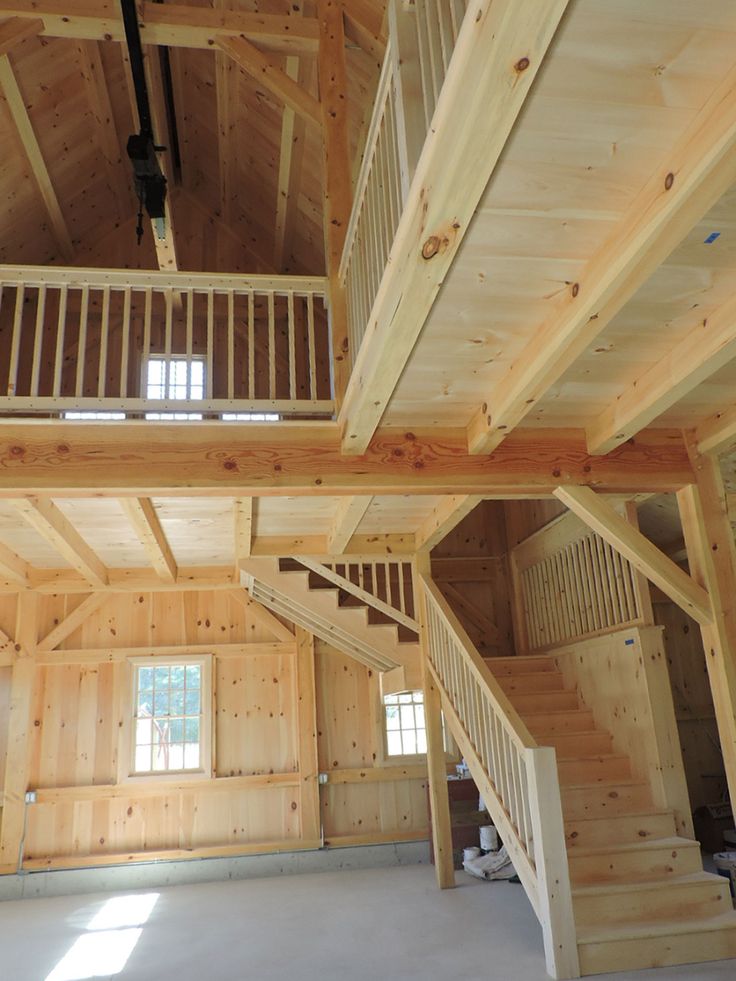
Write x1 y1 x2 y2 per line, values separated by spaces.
216 35 321 128
0 425 695 496
0 49 74 261
0 3 321 53
119 497 177 583
415 495 482 551
12 497 108 587
338 0 571 453
553 485 712 626
587 290 736 455
469 59 736 455
327 495 372 553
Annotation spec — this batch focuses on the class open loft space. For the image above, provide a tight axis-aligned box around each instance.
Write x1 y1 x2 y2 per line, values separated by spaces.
1 1 736 979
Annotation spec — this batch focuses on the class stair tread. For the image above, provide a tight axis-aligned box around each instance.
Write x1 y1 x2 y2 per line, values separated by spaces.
563 778 647 790
525 708 592 717
576 910 736 945
571 835 701 858
573 870 725 897
565 809 673 826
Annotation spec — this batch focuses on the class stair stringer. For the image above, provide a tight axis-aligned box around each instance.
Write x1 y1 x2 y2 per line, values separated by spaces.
239 557 421 680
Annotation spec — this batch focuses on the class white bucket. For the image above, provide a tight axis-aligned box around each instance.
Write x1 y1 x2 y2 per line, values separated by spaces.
714 851 736 898
463 846 481 863
480 825 499 852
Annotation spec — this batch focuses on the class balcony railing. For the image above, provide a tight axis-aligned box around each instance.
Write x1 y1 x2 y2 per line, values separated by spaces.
340 0 470 366
0 267 333 419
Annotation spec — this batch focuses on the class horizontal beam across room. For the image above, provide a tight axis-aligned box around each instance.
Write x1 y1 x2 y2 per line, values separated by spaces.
0 424 694 497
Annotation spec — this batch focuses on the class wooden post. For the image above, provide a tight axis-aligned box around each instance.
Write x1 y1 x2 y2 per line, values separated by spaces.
413 551 454 888
317 0 352 407
295 626 321 844
0 593 39 872
527 747 581 980
676 448 736 812
624 500 655 625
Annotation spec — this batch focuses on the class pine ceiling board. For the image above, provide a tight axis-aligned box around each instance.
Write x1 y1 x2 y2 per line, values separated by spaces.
653 361 736 428
152 497 233 566
636 494 683 550
0 501 68 568
382 0 736 429
255 496 340 536
53 498 150 568
358 495 444 535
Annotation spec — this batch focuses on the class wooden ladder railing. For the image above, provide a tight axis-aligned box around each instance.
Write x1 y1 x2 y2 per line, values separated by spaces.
418 573 580 980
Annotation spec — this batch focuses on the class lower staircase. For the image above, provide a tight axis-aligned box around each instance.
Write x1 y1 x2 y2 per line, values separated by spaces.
418 572 736 978
492 653 736 976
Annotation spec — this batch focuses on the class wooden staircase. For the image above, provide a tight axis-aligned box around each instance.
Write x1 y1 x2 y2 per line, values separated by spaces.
488 654 736 976
239 556 421 686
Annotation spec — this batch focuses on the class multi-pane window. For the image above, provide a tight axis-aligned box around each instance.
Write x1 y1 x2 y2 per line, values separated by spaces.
384 690 426 756
131 658 210 775
221 412 279 422
63 411 126 420
144 356 204 420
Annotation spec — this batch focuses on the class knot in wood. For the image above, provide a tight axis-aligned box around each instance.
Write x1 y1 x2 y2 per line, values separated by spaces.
421 236 441 260
514 57 530 73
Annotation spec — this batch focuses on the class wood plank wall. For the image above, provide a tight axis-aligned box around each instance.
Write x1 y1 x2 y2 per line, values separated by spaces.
0 589 431 871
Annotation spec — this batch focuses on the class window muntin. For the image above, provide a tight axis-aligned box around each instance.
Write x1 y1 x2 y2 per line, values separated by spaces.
384 690 426 756
144 355 204 420
130 657 210 776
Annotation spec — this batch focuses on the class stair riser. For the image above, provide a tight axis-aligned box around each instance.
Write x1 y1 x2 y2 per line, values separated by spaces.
507 691 580 713
526 710 595 734
578 925 736 976
569 843 702 886
557 757 631 785
486 657 556 676
565 812 677 849
539 731 614 757
573 880 732 930
496 673 566 694
562 783 652 819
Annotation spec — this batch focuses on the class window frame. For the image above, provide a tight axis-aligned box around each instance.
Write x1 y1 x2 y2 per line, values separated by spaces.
141 353 207 418
382 688 428 761
119 654 213 783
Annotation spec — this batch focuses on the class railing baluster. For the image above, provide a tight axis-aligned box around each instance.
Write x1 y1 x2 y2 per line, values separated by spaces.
287 291 296 400
142 287 152 390
97 285 110 399
268 290 276 399
75 285 89 398
307 293 317 400
206 289 214 399
8 284 25 397
247 290 255 399
30 284 46 398
53 285 67 398
120 287 131 399
227 289 235 401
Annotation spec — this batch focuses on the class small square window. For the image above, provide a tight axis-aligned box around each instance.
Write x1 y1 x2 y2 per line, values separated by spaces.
144 355 205 420
383 690 427 757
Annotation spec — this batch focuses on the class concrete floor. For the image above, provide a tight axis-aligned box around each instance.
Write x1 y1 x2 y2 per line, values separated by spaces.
0 864 735 981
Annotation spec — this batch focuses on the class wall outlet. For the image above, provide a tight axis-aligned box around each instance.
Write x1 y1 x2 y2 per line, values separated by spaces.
24 790 37 804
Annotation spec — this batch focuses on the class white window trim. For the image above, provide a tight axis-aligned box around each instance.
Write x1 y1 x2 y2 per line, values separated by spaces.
141 352 207 404
118 654 213 783
382 688 428 762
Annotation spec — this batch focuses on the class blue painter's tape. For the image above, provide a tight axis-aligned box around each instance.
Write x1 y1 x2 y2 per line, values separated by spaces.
624 638 635 646
704 232 721 244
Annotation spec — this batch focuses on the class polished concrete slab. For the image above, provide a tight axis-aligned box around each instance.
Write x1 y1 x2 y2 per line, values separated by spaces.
0 864 735 981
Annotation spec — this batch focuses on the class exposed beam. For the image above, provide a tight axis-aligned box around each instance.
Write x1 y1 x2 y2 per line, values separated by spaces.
469 60 736 455
0 540 29 585
677 447 736 818
234 497 254 563
415 495 482 552
339 0 570 454
37 592 109 651
214 0 236 225
0 425 695 497
0 3 320 53
216 35 321 128
553 485 712 626
119 498 177 583
0 14 42 55
695 403 736 457
274 2 304 269
226 588 295 643
341 0 386 63
11 497 108 586
327 495 372 553
0 51 74 261
317 0 352 405
588 291 736 455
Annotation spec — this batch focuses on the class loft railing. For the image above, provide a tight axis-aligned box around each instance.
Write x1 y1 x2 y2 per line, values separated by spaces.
339 0 469 366
419 574 579 980
0 267 333 419
509 510 646 653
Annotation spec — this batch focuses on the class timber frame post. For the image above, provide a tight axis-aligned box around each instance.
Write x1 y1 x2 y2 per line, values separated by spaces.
413 550 454 888
676 445 736 812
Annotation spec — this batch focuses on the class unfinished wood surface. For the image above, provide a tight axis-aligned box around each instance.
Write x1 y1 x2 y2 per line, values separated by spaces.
120 498 177 583
327 495 373 553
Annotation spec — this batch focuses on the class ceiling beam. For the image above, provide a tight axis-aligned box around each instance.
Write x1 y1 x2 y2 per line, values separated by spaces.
553 485 712 626
694 403 736 457
415 496 482 552
341 0 386 63
0 50 74 261
216 35 321 128
0 425 694 497
11 497 108 586
469 60 736 456
327 495 373 553
234 497 254 564
338 0 570 454
0 540 29 585
587 286 736 455
119 498 177 583
0 3 320 54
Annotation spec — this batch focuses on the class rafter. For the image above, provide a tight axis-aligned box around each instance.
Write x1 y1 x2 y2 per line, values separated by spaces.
0 3 320 54
339 0 571 453
341 0 386 63
469 60 736 455
120 498 177 583
0 49 74 261
37 593 109 651
234 497 254 564
695 403 736 457
553 485 712 626
415 496 482 552
0 540 29 585
11 497 108 587
216 35 321 128
327 496 372 553
587 291 736 455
